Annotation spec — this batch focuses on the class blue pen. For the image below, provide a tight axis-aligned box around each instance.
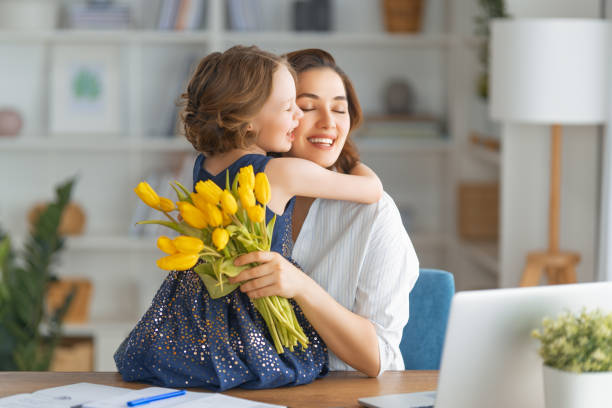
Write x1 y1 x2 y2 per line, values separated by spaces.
126 390 186 407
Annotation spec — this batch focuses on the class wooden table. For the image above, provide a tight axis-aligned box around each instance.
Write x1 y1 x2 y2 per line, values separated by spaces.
0 371 438 408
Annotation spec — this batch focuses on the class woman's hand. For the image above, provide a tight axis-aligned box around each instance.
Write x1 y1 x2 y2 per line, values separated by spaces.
229 251 306 299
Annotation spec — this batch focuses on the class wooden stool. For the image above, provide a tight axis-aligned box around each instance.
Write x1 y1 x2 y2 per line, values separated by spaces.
519 251 580 287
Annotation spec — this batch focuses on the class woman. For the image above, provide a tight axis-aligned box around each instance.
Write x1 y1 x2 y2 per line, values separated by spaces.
230 49 419 377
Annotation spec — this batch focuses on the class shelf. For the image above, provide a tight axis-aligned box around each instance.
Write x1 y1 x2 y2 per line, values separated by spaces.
223 31 452 48
0 137 451 154
0 29 211 44
355 138 452 154
0 137 192 153
0 29 455 48
59 320 136 337
469 144 501 167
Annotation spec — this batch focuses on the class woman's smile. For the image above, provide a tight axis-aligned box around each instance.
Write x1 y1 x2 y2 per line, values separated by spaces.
307 134 336 149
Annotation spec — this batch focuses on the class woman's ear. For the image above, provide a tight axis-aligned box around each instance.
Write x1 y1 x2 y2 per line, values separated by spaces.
246 123 254 131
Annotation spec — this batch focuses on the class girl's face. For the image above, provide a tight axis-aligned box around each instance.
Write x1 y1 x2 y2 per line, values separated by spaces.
288 68 350 168
251 64 303 153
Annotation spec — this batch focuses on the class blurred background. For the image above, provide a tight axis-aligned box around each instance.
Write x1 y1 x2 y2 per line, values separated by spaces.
0 0 610 371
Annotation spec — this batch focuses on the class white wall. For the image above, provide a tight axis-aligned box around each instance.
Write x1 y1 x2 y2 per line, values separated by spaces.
499 1 604 287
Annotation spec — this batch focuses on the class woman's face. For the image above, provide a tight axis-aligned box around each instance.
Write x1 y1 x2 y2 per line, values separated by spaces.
288 68 350 168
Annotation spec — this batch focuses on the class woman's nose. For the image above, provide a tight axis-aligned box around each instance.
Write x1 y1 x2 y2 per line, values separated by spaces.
317 109 335 129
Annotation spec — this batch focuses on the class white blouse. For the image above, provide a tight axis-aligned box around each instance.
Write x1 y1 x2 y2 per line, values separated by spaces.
292 192 419 374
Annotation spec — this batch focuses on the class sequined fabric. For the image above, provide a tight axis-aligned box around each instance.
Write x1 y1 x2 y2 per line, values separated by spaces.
114 154 329 390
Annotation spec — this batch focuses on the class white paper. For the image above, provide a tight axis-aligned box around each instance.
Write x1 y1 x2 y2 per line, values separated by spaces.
82 387 199 408
0 383 285 408
0 383 129 408
173 393 286 408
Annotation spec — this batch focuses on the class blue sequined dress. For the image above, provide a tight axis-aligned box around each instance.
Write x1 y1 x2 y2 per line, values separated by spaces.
114 154 328 391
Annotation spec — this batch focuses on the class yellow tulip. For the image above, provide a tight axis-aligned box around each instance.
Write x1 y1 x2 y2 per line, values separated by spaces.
206 203 223 227
220 190 238 215
247 205 265 223
177 201 208 229
254 172 271 205
222 211 232 226
238 185 256 209
212 228 229 251
172 236 204 254
159 197 175 212
134 181 160 209
190 192 208 213
156 253 199 271
238 165 255 190
195 180 223 205
157 236 177 255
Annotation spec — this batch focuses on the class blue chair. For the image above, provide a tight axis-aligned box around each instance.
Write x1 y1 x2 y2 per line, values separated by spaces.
400 268 455 370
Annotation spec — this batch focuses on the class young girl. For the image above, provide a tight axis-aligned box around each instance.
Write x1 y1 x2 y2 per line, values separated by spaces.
114 45 382 391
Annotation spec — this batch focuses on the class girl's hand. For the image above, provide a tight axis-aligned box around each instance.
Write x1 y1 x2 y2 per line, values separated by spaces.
229 251 306 299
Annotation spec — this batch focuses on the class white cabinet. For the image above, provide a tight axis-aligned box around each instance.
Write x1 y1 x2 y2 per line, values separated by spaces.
0 0 494 370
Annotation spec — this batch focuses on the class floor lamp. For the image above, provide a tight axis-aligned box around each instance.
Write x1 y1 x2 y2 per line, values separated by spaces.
489 19 611 286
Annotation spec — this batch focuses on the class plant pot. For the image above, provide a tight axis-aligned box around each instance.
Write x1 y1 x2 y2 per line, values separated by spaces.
543 365 612 408
0 0 59 30
46 278 93 324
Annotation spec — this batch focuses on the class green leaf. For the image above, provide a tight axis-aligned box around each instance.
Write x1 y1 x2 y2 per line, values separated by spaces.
136 220 199 237
266 215 276 245
196 272 239 299
170 183 192 203
217 258 249 278
194 262 215 278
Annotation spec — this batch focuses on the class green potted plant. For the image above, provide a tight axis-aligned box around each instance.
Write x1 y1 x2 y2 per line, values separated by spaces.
532 309 612 408
0 178 76 370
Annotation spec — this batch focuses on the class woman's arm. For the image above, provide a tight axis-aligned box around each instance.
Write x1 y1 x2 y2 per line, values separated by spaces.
264 157 382 214
229 251 381 377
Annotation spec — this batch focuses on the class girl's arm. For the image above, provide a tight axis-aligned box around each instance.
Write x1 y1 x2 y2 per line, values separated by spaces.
230 251 381 377
264 157 382 214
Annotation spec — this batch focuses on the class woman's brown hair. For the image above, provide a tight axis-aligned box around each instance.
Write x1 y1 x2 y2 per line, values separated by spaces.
284 48 362 173
181 45 293 155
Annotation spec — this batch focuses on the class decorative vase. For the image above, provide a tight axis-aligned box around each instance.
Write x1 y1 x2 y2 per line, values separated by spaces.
0 109 23 137
543 365 612 408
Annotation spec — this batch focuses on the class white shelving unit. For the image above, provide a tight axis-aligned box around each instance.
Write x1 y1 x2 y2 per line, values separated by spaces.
0 0 494 370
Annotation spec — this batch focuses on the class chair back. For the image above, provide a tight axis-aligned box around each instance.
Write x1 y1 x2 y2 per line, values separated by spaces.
400 268 455 370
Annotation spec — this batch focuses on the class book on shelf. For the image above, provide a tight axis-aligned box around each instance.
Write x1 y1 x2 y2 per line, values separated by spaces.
227 0 263 31
356 114 445 140
158 0 206 31
67 3 131 30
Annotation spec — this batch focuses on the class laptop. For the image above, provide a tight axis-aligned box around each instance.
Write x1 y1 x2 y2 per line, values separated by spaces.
359 281 612 408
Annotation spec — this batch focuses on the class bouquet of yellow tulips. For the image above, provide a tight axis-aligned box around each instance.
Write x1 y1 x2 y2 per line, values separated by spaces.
133 165 308 354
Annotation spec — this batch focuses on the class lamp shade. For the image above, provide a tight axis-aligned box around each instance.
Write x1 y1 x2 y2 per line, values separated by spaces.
490 19 611 124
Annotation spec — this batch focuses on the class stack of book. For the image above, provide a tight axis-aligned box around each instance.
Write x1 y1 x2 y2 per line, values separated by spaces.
67 2 131 30
158 0 206 31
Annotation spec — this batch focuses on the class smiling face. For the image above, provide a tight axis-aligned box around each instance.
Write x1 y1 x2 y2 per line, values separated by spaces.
288 68 351 168
250 64 303 154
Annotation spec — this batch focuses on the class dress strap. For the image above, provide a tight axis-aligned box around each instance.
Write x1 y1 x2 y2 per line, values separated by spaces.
193 154 205 190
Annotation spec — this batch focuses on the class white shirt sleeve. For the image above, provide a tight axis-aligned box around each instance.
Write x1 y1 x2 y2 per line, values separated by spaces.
352 193 419 375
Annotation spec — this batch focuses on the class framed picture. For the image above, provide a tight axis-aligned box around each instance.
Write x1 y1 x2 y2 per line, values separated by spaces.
49 45 121 136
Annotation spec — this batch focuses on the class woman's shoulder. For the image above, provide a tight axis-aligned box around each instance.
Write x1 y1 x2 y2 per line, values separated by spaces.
317 192 400 218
